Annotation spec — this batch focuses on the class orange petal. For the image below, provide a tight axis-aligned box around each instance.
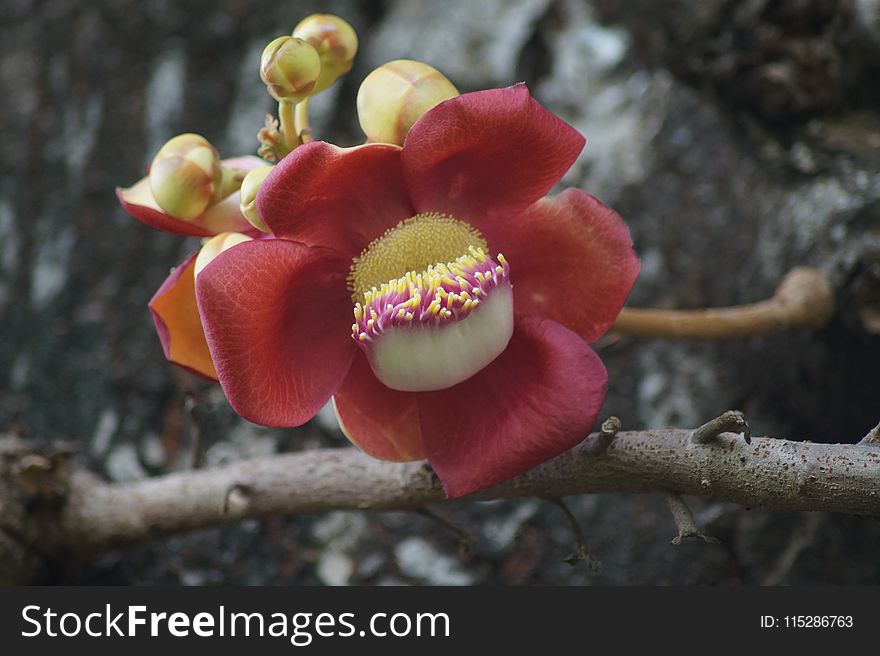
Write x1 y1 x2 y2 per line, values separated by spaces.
149 254 218 380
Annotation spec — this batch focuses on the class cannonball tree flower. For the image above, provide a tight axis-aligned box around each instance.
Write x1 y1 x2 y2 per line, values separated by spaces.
196 84 640 497
116 134 267 378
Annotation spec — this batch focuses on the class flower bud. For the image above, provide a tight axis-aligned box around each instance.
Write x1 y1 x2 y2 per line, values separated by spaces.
260 36 322 104
357 60 459 145
292 14 358 94
149 134 224 221
239 166 274 232
194 232 254 278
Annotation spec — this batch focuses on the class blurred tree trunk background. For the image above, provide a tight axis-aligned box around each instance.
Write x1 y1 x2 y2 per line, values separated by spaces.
1 0 879 584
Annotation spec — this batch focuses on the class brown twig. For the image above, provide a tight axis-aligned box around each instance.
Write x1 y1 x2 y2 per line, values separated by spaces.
612 267 834 339
691 410 751 445
663 493 719 545
544 498 600 571
583 416 621 454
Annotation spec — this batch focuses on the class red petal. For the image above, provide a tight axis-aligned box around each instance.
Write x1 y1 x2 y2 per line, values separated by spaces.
196 239 356 426
117 156 265 237
402 84 584 226
418 316 607 498
257 142 415 258
332 352 425 461
149 254 218 380
487 189 640 342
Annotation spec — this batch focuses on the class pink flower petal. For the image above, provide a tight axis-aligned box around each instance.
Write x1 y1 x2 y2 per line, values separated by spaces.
332 352 425 461
196 239 356 426
257 142 415 259
149 253 218 380
487 189 640 342
117 156 265 236
418 316 607 498
402 84 584 226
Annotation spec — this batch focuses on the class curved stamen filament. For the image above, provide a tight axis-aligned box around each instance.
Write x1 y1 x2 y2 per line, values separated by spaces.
352 246 510 342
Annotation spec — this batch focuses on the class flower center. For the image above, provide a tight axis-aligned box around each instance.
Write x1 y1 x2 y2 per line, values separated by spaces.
349 214 513 392
348 212 487 299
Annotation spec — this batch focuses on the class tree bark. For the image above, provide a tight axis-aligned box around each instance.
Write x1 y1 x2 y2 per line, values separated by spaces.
36 427 880 559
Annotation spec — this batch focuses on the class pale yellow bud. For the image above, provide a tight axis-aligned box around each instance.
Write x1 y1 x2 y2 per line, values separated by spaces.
260 36 322 104
357 60 459 145
194 232 254 278
239 166 274 233
149 134 223 221
293 14 358 94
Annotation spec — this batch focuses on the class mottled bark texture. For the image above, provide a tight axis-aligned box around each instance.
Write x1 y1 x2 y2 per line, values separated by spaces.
3 426 880 584
1 0 879 584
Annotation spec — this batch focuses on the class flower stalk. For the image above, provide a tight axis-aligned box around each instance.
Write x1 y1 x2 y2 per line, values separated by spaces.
295 98 312 144
612 267 834 339
278 99 300 150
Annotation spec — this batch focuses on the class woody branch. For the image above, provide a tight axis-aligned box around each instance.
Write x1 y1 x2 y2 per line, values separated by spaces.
2 415 878 581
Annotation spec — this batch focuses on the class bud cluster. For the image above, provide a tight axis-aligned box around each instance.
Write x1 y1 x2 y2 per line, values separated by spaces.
293 14 358 95
141 15 463 229
260 14 358 104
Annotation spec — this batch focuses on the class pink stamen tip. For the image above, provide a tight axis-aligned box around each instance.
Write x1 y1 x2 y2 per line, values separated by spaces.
352 247 510 343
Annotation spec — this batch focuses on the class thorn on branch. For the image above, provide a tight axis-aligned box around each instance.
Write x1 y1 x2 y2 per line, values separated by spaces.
691 410 751 445
544 497 600 571
859 421 880 445
2 437 77 501
415 507 475 555
663 493 719 545
585 416 621 454
223 484 252 517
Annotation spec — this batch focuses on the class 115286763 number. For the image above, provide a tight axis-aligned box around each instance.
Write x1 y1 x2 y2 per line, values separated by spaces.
761 616 854 629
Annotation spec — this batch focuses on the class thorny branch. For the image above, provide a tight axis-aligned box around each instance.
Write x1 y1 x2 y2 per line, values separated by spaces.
2 411 880 583
545 497 600 571
663 493 719 545
691 410 751 445
584 416 621 454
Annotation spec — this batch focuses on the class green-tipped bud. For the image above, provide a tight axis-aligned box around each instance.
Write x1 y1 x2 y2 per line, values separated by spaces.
194 232 254 278
293 14 358 94
357 60 459 145
149 133 223 221
239 165 274 233
260 36 322 104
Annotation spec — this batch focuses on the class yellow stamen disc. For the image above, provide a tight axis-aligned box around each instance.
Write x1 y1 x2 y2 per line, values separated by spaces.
349 212 487 299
